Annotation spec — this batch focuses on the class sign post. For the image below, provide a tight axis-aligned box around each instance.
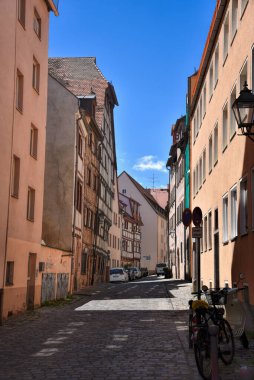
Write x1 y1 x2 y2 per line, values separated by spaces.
192 207 203 300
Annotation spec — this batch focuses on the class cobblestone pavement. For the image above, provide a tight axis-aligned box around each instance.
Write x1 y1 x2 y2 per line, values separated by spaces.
0 277 253 379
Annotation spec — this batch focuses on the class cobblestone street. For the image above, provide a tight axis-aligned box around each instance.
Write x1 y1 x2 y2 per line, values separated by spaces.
0 278 253 379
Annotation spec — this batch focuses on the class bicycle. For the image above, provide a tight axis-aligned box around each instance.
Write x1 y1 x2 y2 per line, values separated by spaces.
188 287 235 380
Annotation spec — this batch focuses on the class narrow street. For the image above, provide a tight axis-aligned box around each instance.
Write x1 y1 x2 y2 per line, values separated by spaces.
0 278 253 380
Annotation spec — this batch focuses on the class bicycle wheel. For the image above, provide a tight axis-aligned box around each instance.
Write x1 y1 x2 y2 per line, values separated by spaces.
194 328 212 380
218 319 235 365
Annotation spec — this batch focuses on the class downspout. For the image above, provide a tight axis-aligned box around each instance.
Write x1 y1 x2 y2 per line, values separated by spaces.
71 111 82 293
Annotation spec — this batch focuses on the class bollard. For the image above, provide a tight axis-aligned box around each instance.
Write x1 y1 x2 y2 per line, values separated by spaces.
209 324 219 380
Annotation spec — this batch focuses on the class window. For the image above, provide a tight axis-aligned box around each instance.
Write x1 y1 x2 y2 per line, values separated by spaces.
240 60 248 119
223 13 229 62
33 8 41 38
6 262 14 285
193 169 196 197
83 207 87 227
230 85 237 139
76 179 82 213
209 135 213 173
203 149 206 183
231 0 238 40
27 187 35 221
222 103 228 151
78 130 83 157
208 211 212 249
240 177 248 234
240 60 248 91
81 252 87 275
88 133 92 147
209 63 214 99
204 215 208 251
87 168 91 186
214 208 219 231
18 0 26 27
16 70 24 112
223 194 229 243
214 45 219 86
230 186 238 239
93 174 97 192
32 57 40 92
199 156 202 189
214 123 218 165
203 85 207 115
30 124 38 159
11 156 20 198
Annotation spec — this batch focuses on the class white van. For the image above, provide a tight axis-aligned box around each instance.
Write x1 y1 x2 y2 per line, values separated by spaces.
155 263 167 276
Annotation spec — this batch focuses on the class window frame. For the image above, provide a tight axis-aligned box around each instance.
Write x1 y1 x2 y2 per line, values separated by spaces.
27 187 35 222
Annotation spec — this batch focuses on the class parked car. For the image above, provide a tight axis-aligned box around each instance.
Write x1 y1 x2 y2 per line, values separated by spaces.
126 268 136 281
109 268 129 283
140 267 148 277
129 267 142 279
156 263 167 276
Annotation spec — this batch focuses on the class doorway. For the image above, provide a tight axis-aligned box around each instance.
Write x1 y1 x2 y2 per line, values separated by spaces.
26 252 37 310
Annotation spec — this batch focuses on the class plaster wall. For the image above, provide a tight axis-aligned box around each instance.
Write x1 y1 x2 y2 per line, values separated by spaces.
118 173 158 273
0 0 51 317
191 0 254 303
43 75 78 251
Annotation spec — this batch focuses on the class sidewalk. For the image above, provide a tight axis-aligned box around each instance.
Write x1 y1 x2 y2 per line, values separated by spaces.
165 279 254 380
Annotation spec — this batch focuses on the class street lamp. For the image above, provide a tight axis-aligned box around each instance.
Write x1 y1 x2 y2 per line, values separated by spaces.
232 81 254 141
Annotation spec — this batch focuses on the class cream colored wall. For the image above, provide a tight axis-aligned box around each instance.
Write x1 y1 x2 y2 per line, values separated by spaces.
191 1 254 298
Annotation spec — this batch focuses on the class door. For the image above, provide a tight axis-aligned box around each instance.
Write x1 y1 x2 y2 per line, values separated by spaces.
26 253 37 310
214 232 220 289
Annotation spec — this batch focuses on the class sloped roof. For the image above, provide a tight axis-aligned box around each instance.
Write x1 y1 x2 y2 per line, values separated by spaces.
120 171 167 217
48 57 118 129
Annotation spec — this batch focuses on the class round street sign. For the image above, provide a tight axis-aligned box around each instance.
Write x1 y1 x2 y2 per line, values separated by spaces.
182 208 192 227
193 206 203 226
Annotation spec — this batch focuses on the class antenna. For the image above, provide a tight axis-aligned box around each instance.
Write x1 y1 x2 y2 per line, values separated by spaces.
148 172 158 189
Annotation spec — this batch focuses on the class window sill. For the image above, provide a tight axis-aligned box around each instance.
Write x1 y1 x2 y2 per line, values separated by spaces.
214 159 218 167
240 231 248 237
33 87 40 95
222 144 227 154
30 153 38 160
223 53 228 67
231 29 237 46
27 217 35 223
214 79 218 91
5 283 14 287
222 240 229 245
18 20 26 30
209 94 213 103
11 194 19 199
229 130 236 142
16 106 23 114
230 235 237 242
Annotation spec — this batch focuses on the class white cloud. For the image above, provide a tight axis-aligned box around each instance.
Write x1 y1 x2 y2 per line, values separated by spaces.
133 155 167 172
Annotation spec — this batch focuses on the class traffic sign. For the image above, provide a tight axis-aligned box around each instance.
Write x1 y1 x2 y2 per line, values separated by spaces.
192 226 203 238
193 206 203 226
182 208 192 227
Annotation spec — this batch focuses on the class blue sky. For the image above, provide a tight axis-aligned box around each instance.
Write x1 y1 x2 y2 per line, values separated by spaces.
49 0 216 189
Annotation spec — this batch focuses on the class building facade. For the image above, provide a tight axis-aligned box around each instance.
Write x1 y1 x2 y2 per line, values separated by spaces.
167 116 187 279
119 193 142 268
48 57 118 285
0 0 58 321
118 171 167 273
190 0 254 306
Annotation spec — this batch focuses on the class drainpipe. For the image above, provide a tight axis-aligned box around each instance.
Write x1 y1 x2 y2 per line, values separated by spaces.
71 112 82 293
